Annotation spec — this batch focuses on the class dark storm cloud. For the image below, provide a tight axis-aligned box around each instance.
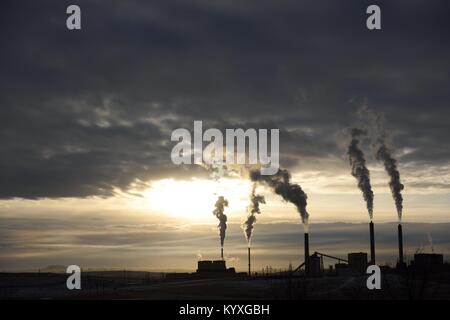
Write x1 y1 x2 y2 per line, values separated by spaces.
0 0 449 198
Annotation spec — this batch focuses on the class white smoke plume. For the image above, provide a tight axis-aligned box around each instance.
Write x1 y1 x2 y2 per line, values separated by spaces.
347 128 374 220
359 106 405 221
243 184 266 246
213 196 228 248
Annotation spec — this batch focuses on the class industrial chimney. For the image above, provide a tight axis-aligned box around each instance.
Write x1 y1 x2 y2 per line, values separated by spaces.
369 221 376 265
221 247 224 260
397 223 406 269
304 233 310 274
248 247 251 276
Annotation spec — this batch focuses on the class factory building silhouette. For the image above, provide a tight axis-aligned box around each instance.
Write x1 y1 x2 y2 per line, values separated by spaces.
166 217 444 279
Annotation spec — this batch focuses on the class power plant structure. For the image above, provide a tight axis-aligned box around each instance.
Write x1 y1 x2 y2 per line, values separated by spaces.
197 260 231 273
288 220 423 277
205 207 445 278
295 251 348 276
369 221 376 265
180 218 448 281
348 252 368 274
248 247 251 275
397 223 406 269
304 233 310 275
291 220 377 276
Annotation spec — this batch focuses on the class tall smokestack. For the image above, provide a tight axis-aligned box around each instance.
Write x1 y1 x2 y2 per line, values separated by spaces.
221 247 224 260
304 233 310 274
398 224 404 265
248 247 251 276
369 221 375 265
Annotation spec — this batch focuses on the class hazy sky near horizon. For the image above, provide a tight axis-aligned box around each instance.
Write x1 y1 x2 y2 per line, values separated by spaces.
1 216 449 271
1 0 449 269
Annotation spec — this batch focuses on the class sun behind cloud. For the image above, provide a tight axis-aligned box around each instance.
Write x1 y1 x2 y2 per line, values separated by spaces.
140 178 253 221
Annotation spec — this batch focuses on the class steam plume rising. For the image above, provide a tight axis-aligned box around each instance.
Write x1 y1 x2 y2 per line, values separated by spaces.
359 106 405 221
375 143 404 221
213 196 228 248
243 184 266 245
347 128 374 220
250 169 309 229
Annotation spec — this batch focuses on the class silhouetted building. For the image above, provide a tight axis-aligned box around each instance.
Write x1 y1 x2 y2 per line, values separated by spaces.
197 260 235 273
307 255 322 276
348 252 368 274
165 261 242 280
412 253 444 271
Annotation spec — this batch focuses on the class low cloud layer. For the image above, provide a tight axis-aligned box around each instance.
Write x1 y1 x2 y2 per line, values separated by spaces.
1 211 449 271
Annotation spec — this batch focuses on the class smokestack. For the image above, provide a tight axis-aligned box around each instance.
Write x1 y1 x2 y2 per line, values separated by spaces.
369 221 376 265
398 224 404 265
248 247 251 276
304 233 310 274
221 247 224 260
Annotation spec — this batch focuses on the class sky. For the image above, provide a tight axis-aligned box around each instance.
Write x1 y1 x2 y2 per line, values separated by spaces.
0 0 449 271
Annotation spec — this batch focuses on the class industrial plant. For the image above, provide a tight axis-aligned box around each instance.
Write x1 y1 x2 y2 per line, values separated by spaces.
120 116 450 299
191 129 445 281
186 221 445 280
1 104 448 300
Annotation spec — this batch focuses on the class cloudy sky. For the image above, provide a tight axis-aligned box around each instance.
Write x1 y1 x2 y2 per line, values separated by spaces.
0 0 449 271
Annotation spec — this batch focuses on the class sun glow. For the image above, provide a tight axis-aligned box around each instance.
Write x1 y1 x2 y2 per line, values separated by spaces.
141 178 253 221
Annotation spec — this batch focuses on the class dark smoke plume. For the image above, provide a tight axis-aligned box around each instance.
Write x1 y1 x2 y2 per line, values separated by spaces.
363 107 404 221
213 196 228 247
376 143 404 220
250 169 309 229
243 184 265 245
358 106 405 221
347 128 374 220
